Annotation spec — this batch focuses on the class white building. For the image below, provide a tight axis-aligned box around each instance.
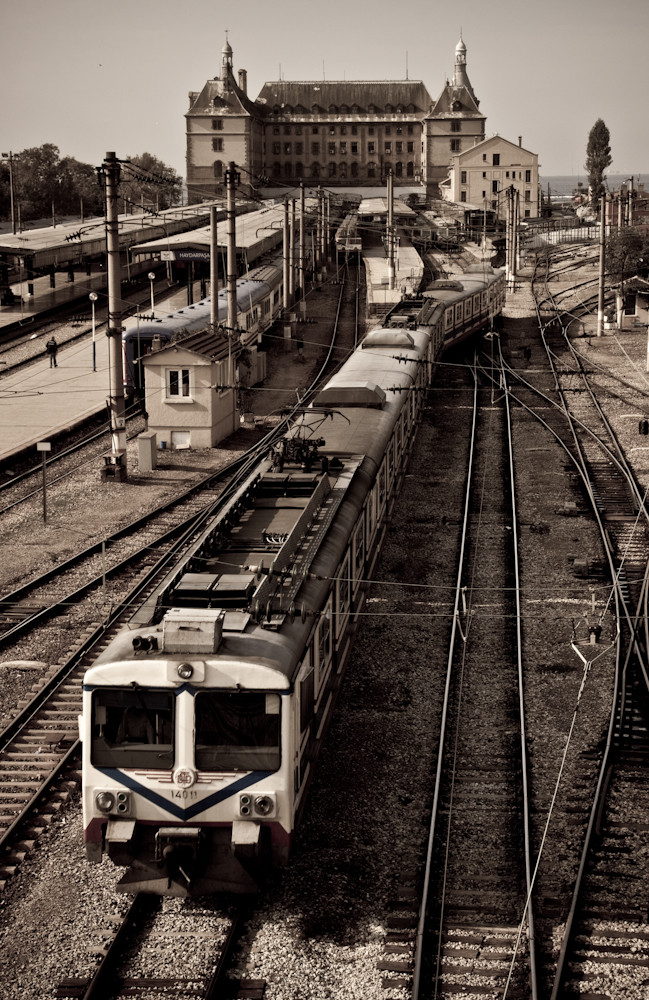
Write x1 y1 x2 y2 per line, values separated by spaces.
441 135 540 219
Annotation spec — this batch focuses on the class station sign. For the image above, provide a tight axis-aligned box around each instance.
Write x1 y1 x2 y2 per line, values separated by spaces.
161 250 210 262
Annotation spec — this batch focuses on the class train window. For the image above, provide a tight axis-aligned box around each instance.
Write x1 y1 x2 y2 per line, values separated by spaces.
353 521 364 582
91 689 174 769
337 557 350 622
445 307 453 330
378 462 387 509
299 666 314 733
318 608 331 667
194 692 280 772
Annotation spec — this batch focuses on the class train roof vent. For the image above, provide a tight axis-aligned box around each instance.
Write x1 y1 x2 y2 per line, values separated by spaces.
162 608 225 654
361 330 414 348
427 279 464 291
314 382 386 408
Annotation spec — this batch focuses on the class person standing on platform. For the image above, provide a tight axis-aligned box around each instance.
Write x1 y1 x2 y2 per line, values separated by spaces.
46 337 58 368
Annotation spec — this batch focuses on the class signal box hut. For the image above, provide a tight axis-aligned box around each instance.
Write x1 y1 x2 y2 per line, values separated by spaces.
142 330 243 451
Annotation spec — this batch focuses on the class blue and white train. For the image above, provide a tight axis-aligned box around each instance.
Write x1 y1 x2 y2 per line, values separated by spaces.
81 264 505 895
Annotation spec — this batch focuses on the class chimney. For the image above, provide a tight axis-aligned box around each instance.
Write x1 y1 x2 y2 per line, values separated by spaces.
518 136 522 147
238 69 247 94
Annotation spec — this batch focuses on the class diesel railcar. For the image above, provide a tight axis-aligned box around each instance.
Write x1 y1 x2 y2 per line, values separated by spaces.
81 265 504 896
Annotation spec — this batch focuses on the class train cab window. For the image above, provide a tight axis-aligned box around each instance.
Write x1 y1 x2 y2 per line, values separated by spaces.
91 689 174 769
194 692 280 772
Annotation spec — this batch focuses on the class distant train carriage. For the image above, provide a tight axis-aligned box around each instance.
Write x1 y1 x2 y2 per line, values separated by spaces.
123 262 284 394
82 265 504 896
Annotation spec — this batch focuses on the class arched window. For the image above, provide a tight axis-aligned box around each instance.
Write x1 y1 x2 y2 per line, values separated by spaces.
367 161 377 178
385 103 393 113
328 162 336 177
339 162 347 178
311 162 320 178
351 162 358 178
407 161 414 177
395 161 403 177
329 104 338 114
213 160 223 178
295 162 303 177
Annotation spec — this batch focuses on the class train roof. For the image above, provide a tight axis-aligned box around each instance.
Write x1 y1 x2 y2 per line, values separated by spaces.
123 273 280 341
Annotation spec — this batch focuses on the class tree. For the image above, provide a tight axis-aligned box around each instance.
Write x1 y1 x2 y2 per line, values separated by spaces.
120 152 183 213
605 227 649 285
585 119 612 208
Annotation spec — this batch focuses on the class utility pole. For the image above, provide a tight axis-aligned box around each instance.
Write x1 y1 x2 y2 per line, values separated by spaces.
283 198 290 310
102 152 127 481
387 170 395 290
1 152 17 235
298 181 305 311
225 162 240 430
210 204 219 329
289 197 295 302
596 193 606 337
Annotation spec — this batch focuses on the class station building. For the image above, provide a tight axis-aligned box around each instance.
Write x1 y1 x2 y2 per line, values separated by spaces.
185 36 486 200
441 135 540 219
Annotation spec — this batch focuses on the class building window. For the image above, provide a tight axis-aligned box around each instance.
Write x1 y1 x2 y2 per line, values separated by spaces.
396 126 402 135
492 154 500 165
340 125 347 134
460 191 467 202
451 120 461 132
525 169 531 182
329 125 336 135
368 162 377 178
340 141 347 155
295 142 303 155
524 209 530 218
407 142 414 153
212 137 223 152
284 125 291 135
461 171 467 184
311 142 320 155
272 126 280 135
213 161 223 178
295 126 302 135
368 142 375 154
368 126 375 135
385 126 391 136
506 171 510 178
396 142 402 153
351 142 358 154
407 125 413 135
272 142 280 155
407 162 414 177
284 163 292 178
167 368 190 398
483 154 487 162
525 190 531 201
351 125 358 135
284 143 291 154
492 180 498 193
329 162 336 177
385 142 392 154
482 171 487 178
395 161 403 177
328 142 336 155
312 126 319 134
212 119 223 130
351 162 358 177
450 139 460 152
311 163 320 177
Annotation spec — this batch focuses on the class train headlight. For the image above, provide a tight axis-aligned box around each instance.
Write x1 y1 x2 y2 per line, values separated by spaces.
254 794 274 817
177 662 194 680
96 791 115 814
95 790 131 815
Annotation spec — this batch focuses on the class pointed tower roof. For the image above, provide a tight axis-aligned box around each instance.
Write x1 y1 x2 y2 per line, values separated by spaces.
427 36 482 119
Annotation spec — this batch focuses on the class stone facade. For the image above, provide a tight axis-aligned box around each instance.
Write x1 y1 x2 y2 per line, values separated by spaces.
185 37 486 201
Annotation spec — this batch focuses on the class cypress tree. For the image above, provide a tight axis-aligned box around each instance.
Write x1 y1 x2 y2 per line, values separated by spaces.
585 119 612 208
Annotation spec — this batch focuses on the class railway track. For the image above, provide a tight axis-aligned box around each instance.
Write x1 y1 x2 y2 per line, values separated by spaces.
489 245 649 996
54 895 263 1000
410 352 536 999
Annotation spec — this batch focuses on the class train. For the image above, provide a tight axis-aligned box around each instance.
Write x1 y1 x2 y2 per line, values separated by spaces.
81 263 505 896
122 258 287 395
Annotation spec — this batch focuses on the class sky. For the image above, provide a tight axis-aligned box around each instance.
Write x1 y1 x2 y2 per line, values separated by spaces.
1 0 647 184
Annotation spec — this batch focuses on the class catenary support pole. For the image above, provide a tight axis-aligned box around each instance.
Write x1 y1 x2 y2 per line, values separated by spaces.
103 151 127 480
596 194 606 338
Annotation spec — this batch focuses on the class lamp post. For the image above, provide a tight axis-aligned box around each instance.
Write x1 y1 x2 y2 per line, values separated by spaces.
148 271 156 316
1 152 17 235
89 292 98 371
